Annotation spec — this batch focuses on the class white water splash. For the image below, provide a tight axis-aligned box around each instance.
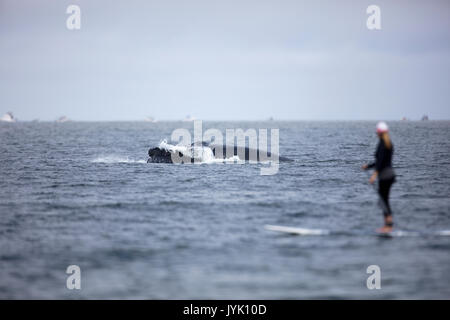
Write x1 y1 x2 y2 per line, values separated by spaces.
91 155 146 164
265 225 330 236
435 230 450 236
158 140 242 164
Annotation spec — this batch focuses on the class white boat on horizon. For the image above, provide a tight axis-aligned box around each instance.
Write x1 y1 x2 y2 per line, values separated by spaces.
0 112 16 122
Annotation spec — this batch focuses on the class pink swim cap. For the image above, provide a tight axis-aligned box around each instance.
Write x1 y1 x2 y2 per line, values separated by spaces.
376 121 389 133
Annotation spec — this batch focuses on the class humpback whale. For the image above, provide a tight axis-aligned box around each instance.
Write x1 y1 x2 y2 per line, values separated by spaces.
147 143 293 164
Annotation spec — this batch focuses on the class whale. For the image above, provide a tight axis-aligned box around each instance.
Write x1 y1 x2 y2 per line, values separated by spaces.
147 143 293 163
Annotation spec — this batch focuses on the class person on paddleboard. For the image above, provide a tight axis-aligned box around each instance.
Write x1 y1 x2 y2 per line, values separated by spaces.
362 121 396 233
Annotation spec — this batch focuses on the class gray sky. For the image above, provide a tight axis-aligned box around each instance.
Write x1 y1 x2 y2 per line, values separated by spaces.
1 0 449 121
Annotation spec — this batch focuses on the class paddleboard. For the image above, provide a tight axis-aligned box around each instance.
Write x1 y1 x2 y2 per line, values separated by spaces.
264 225 450 237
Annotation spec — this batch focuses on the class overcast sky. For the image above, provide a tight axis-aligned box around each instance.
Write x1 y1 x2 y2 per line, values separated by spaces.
1 0 449 121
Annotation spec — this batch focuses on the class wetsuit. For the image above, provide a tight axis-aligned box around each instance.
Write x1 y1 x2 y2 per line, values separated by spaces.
367 138 396 219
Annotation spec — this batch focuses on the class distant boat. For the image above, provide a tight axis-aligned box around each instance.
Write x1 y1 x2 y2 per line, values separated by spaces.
56 116 70 123
144 116 157 123
0 112 16 122
421 115 429 121
182 115 196 122
401 117 408 121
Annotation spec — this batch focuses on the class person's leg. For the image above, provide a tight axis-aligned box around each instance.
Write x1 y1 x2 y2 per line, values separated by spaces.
378 180 389 215
378 179 393 232
384 179 394 228
384 179 393 214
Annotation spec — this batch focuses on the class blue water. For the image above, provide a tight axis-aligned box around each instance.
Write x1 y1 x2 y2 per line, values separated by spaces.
0 121 449 299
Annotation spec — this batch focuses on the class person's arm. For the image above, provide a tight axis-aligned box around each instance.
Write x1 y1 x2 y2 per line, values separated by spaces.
362 142 380 171
375 144 386 173
369 170 378 184
369 142 388 183
363 164 378 183
364 162 375 169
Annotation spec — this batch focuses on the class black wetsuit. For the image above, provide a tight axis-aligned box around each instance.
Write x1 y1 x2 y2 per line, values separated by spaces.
367 138 396 218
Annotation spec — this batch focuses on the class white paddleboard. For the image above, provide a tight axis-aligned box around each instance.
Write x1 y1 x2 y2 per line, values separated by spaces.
264 225 329 236
265 225 450 237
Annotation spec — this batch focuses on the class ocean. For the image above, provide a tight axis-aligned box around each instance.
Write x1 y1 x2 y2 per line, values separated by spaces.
0 120 449 299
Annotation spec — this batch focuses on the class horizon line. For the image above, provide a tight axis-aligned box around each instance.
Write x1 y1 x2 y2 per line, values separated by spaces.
1 119 448 123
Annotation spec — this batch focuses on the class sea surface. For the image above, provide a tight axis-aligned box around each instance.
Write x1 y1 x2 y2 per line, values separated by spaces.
0 121 449 299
